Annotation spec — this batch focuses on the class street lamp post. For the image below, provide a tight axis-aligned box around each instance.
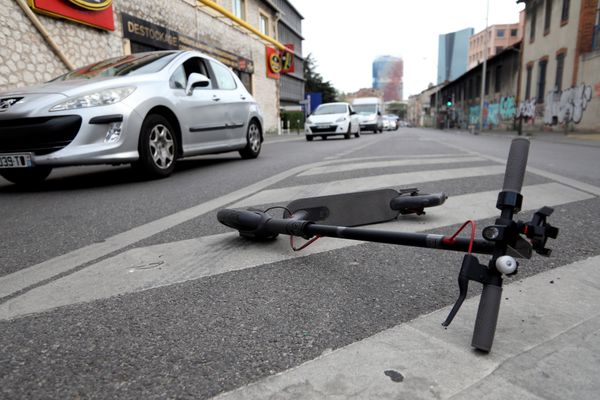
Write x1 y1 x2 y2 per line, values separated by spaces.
478 0 490 134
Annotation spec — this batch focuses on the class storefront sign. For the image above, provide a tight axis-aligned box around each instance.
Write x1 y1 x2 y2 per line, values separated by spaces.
281 44 295 74
122 13 179 50
266 46 281 79
27 0 114 31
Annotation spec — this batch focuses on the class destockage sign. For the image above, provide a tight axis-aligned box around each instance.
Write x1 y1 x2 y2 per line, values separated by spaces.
122 14 179 50
27 0 115 31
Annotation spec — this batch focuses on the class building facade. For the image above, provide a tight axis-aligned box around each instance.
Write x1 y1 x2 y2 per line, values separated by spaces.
0 0 305 133
273 0 305 110
372 55 404 102
437 27 474 84
468 13 525 69
517 0 600 132
407 84 443 128
434 43 521 130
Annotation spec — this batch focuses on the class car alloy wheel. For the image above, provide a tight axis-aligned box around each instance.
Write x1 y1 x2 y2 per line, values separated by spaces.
149 124 175 169
135 114 178 178
239 120 262 159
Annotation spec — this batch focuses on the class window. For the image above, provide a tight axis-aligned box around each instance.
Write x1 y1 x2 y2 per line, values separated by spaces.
232 0 245 20
169 65 187 89
555 53 565 91
537 59 548 103
236 70 252 94
511 28 518 37
210 61 237 90
259 13 269 35
497 29 505 38
530 4 537 41
544 0 553 33
525 64 533 99
495 65 502 93
561 0 570 22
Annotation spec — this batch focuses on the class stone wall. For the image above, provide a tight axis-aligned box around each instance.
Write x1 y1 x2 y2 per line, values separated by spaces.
0 0 279 133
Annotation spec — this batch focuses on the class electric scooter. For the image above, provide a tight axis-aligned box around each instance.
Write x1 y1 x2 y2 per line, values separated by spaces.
217 138 558 352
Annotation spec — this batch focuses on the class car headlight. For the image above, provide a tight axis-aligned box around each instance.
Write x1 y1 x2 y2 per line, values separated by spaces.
306 117 313 124
49 87 136 112
336 117 347 123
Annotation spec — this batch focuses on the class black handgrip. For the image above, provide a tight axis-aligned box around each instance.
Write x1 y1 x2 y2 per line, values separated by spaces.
471 284 503 352
217 209 265 231
502 138 530 194
389 192 447 210
218 209 313 240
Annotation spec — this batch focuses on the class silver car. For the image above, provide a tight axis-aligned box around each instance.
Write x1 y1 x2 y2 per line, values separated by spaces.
0 51 263 185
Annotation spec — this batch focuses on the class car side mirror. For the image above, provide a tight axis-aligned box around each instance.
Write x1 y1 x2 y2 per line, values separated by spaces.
350 110 356 115
186 73 211 95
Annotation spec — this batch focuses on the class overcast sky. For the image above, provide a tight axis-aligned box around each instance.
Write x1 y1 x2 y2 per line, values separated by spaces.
288 0 525 98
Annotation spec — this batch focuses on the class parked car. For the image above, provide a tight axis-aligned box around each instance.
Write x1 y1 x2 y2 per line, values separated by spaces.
304 102 360 141
382 118 391 131
0 50 263 185
384 115 397 130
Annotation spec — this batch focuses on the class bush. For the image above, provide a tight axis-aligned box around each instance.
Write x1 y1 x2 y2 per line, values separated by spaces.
281 111 305 131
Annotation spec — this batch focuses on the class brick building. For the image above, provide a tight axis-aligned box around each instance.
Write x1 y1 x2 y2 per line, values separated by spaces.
468 12 525 69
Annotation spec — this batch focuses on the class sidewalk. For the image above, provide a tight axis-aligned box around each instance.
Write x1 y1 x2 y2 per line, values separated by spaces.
214 255 600 400
430 127 600 147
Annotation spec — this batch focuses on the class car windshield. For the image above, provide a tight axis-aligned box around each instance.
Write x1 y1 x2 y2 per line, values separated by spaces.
313 104 347 115
353 104 377 114
51 52 179 81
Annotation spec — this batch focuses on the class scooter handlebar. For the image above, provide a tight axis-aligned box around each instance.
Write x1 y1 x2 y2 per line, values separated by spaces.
217 209 312 239
502 138 530 194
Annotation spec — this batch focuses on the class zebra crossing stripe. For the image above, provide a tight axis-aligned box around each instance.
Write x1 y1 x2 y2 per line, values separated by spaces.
0 182 591 320
231 165 506 208
298 156 485 177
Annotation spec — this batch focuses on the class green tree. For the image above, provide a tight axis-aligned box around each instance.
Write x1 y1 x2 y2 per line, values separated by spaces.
304 54 338 103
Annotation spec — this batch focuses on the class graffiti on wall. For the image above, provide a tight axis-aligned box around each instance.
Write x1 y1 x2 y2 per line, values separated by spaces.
543 84 593 125
465 96 516 128
499 96 516 120
517 99 537 121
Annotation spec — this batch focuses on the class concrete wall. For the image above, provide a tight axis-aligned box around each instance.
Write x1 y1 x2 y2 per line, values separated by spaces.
0 0 280 133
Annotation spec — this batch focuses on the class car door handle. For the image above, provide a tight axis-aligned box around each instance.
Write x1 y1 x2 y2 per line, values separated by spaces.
212 96 221 102
240 95 246 100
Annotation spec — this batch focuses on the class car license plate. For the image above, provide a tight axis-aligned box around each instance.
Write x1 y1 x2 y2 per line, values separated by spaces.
0 153 33 168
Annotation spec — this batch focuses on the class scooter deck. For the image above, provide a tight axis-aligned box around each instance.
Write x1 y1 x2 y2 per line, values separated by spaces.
285 188 401 227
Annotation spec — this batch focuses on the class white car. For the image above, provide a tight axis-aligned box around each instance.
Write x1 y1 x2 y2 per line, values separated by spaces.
0 50 263 186
304 102 360 141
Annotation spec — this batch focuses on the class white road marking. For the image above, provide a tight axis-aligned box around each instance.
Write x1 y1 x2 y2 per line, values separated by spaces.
298 156 485 176
0 183 592 320
0 158 344 299
231 166 506 208
211 255 600 400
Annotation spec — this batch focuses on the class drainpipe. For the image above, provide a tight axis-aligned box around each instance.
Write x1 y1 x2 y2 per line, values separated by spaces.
14 0 75 70
196 0 287 51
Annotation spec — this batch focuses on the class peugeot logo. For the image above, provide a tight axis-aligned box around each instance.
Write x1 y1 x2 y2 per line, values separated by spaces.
0 97 23 112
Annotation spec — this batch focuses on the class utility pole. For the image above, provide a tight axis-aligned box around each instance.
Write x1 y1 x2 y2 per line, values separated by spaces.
478 0 490 134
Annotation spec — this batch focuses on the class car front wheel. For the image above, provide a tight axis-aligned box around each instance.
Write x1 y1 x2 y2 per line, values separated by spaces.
0 166 52 186
135 114 177 179
239 119 262 159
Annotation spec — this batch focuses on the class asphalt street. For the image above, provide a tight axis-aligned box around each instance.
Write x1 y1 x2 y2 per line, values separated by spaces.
0 128 598 399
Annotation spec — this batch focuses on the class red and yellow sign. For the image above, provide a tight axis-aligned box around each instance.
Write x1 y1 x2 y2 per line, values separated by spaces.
266 45 295 79
266 46 281 79
27 0 115 31
281 44 295 74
